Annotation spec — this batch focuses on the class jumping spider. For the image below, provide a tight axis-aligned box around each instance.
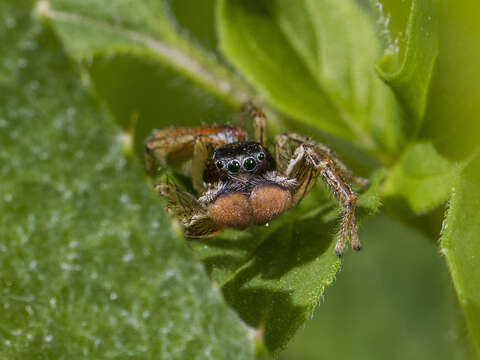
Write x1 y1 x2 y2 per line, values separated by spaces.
145 106 369 256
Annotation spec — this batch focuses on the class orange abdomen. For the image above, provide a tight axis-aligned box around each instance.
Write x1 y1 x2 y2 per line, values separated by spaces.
207 185 291 229
249 185 291 225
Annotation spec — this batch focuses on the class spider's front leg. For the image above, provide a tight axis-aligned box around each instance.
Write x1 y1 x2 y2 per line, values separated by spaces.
154 182 225 238
275 133 366 257
144 125 246 238
144 125 246 192
242 102 268 146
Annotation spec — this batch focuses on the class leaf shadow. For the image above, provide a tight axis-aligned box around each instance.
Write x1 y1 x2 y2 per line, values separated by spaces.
201 254 246 279
189 226 278 279
194 175 382 353
224 286 307 355
221 216 338 353
191 234 260 252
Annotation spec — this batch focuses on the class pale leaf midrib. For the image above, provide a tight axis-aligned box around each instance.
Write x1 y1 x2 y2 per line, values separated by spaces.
41 6 251 108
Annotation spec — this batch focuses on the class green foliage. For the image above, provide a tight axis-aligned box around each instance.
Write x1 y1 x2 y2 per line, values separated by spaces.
0 2 253 359
218 0 404 154
47 0 250 108
191 171 383 354
86 53 238 160
164 0 219 55
441 153 480 355
376 0 438 129
383 142 457 214
421 1 480 160
282 214 463 360
1 0 479 358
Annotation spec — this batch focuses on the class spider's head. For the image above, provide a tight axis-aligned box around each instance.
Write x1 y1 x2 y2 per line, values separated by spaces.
203 141 275 183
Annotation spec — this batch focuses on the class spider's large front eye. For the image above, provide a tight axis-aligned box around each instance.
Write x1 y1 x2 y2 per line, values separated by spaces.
243 157 256 171
257 152 265 161
228 160 241 173
216 160 224 169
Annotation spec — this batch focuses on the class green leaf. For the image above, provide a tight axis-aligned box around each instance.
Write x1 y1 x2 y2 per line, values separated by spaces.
45 0 252 109
40 0 386 355
218 0 406 155
441 152 480 356
282 214 463 360
0 3 254 358
191 171 384 354
376 0 438 130
163 0 220 56
85 52 238 161
421 1 480 160
383 142 457 214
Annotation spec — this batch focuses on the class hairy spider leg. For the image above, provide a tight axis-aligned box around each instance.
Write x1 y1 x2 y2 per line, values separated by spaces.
303 149 360 255
242 103 268 146
154 182 224 238
145 125 247 192
192 140 211 192
275 133 362 256
275 133 369 188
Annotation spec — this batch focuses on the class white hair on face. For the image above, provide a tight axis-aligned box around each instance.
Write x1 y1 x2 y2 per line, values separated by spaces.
198 182 226 206
262 171 297 190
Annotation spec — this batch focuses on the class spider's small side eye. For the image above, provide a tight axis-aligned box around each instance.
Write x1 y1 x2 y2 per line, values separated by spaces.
228 160 241 173
216 160 224 169
257 152 265 161
243 157 256 170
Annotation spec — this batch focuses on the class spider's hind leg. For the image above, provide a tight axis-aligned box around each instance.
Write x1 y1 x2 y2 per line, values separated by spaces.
154 182 224 238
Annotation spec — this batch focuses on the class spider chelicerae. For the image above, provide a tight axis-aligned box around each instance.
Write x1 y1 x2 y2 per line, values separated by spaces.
145 105 369 256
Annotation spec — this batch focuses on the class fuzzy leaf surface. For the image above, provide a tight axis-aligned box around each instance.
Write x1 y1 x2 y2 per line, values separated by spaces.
383 142 457 214
441 152 480 356
0 3 254 359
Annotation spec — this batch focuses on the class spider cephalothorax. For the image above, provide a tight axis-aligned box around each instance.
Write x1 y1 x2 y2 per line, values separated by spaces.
145 106 369 256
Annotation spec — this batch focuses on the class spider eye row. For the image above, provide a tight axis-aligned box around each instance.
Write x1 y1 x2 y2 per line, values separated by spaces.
228 160 241 173
216 152 265 173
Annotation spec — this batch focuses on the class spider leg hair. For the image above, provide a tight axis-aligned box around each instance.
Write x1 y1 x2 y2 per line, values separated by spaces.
274 133 369 188
275 133 363 257
192 140 211 193
242 102 268 146
154 182 224 238
144 125 247 178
